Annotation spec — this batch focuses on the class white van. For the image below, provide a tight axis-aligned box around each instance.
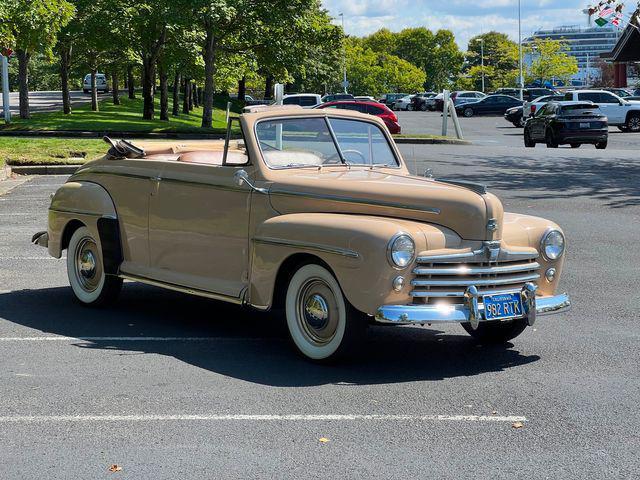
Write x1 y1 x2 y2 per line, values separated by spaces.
83 73 109 94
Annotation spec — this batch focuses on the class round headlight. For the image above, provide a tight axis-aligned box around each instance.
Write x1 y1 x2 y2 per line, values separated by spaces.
541 229 565 260
388 234 415 269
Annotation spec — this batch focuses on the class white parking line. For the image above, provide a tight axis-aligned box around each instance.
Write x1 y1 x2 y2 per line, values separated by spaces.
0 257 59 260
0 414 526 423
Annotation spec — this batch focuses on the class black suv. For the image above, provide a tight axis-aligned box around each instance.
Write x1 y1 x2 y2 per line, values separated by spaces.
524 101 608 149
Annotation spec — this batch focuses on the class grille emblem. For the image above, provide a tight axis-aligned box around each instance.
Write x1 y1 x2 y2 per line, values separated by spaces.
484 241 500 261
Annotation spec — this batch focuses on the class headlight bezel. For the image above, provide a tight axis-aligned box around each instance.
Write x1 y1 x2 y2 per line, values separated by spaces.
387 233 416 269
540 229 565 261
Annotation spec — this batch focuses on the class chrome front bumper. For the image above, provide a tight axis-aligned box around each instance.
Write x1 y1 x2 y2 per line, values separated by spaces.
375 283 570 330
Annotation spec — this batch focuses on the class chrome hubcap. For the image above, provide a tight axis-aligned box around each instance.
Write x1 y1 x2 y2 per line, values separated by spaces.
296 278 339 346
74 237 101 292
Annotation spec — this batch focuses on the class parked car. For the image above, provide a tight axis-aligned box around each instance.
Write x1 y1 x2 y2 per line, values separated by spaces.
82 73 109 93
602 88 633 98
410 92 437 111
32 106 570 362
379 93 409 107
494 88 556 101
321 93 354 103
524 101 608 149
504 105 525 127
315 100 401 134
282 94 322 108
453 91 486 106
627 96 640 101
424 93 442 111
392 95 415 111
354 96 376 102
562 89 640 132
523 94 563 118
455 95 523 117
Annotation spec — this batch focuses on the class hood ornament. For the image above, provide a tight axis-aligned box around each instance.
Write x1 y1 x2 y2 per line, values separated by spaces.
487 218 498 232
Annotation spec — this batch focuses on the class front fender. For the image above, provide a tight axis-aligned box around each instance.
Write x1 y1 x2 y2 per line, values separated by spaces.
249 213 433 315
47 181 117 258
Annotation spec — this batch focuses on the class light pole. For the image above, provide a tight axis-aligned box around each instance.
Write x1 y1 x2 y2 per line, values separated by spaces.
472 37 486 93
518 0 524 100
339 13 348 94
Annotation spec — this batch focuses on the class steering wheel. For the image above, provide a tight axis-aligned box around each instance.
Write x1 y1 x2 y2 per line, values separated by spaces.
324 149 367 164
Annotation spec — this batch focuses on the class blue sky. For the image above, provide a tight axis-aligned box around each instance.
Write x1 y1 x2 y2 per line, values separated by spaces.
322 0 591 49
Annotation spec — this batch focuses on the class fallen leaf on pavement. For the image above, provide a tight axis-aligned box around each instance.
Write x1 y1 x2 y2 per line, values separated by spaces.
108 464 122 472
512 422 524 429
492 410 498 415
319 437 330 443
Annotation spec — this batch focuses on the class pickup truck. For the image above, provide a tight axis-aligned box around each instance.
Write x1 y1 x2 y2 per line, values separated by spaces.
563 90 640 132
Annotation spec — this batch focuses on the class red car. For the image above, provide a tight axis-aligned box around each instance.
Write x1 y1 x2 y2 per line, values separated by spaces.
315 100 401 134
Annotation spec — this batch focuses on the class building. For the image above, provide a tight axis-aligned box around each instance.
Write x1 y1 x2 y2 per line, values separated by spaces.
523 25 621 85
601 17 640 88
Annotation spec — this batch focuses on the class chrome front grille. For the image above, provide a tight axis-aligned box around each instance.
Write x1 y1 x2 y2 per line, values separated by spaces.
410 246 540 304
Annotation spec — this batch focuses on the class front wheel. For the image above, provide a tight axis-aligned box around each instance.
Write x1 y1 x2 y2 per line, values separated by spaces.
67 226 122 306
626 113 640 132
285 263 366 362
524 128 535 147
545 129 558 148
462 318 528 344
463 107 474 118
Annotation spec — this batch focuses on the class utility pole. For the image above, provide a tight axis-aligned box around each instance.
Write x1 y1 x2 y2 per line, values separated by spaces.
480 38 485 93
1 54 10 124
339 13 348 94
518 0 524 100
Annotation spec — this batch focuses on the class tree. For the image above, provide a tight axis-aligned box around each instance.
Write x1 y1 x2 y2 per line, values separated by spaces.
5 0 74 118
525 38 578 85
464 31 519 91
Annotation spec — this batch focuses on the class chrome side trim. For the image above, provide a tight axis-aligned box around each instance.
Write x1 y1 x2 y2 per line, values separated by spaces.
411 273 540 287
374 292 570 325
252 237 360 259
119 273 243 305
413 262 540 276
49 207 115 219
269 189 441 215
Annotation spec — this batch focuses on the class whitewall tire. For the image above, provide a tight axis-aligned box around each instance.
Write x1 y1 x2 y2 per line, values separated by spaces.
66 226 122 306
285 263 366 362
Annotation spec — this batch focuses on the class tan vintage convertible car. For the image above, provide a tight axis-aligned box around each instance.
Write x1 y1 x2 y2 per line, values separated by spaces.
32 106 570 361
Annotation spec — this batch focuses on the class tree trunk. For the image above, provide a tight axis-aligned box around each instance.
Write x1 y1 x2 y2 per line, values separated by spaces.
188 82 194 111
59 45 72 115
91 69 99 112
201 29 216 128
192 82 198 108
16 50 31 119
127 65 135 99
264 74 274 100
158 62 168 121
142 57 155 119
111 71 120 105
182 78 190 115
238 76 246 102
172 71 180 116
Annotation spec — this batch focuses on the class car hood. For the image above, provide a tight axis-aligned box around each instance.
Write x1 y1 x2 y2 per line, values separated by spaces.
268 169 503 241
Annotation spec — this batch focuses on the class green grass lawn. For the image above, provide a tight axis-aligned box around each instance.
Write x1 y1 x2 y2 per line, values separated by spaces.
0 137 105 167
0 96 238 134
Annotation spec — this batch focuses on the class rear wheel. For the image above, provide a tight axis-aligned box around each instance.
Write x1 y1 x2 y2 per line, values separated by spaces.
463 107 474 118
523 128 535 147
595 141 608 150
626 113 640 132
407 104 413 111
462 318 528 344
545 129 558 148
420 103 428 111
66 226 122 306
285 263 366 362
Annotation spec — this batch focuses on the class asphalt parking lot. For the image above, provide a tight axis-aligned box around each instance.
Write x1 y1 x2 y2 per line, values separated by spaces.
397 110 640 150
1 140 639 478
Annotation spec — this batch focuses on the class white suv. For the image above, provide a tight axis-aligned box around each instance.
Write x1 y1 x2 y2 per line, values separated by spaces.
563 90 640 132
83 73 109 94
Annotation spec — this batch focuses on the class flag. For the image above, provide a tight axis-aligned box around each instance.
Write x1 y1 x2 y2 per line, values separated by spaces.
595 16 609 26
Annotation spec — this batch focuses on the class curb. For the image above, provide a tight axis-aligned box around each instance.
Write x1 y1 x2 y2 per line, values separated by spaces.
8 165 81 175
393 137 471 145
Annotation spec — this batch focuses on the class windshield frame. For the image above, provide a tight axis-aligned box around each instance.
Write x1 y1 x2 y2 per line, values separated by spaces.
253 115 402 171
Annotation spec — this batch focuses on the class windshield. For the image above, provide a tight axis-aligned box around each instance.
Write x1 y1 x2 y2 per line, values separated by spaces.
255 117 399 169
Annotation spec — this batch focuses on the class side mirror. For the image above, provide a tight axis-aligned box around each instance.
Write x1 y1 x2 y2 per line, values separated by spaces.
233 169 268 194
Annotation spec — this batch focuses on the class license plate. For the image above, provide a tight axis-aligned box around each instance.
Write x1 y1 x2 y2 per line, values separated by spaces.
483 293 524 321
579 122 591 129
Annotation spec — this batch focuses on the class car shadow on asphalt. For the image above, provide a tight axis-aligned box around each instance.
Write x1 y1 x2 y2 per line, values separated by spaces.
0 284 539 387
425 154 640 208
